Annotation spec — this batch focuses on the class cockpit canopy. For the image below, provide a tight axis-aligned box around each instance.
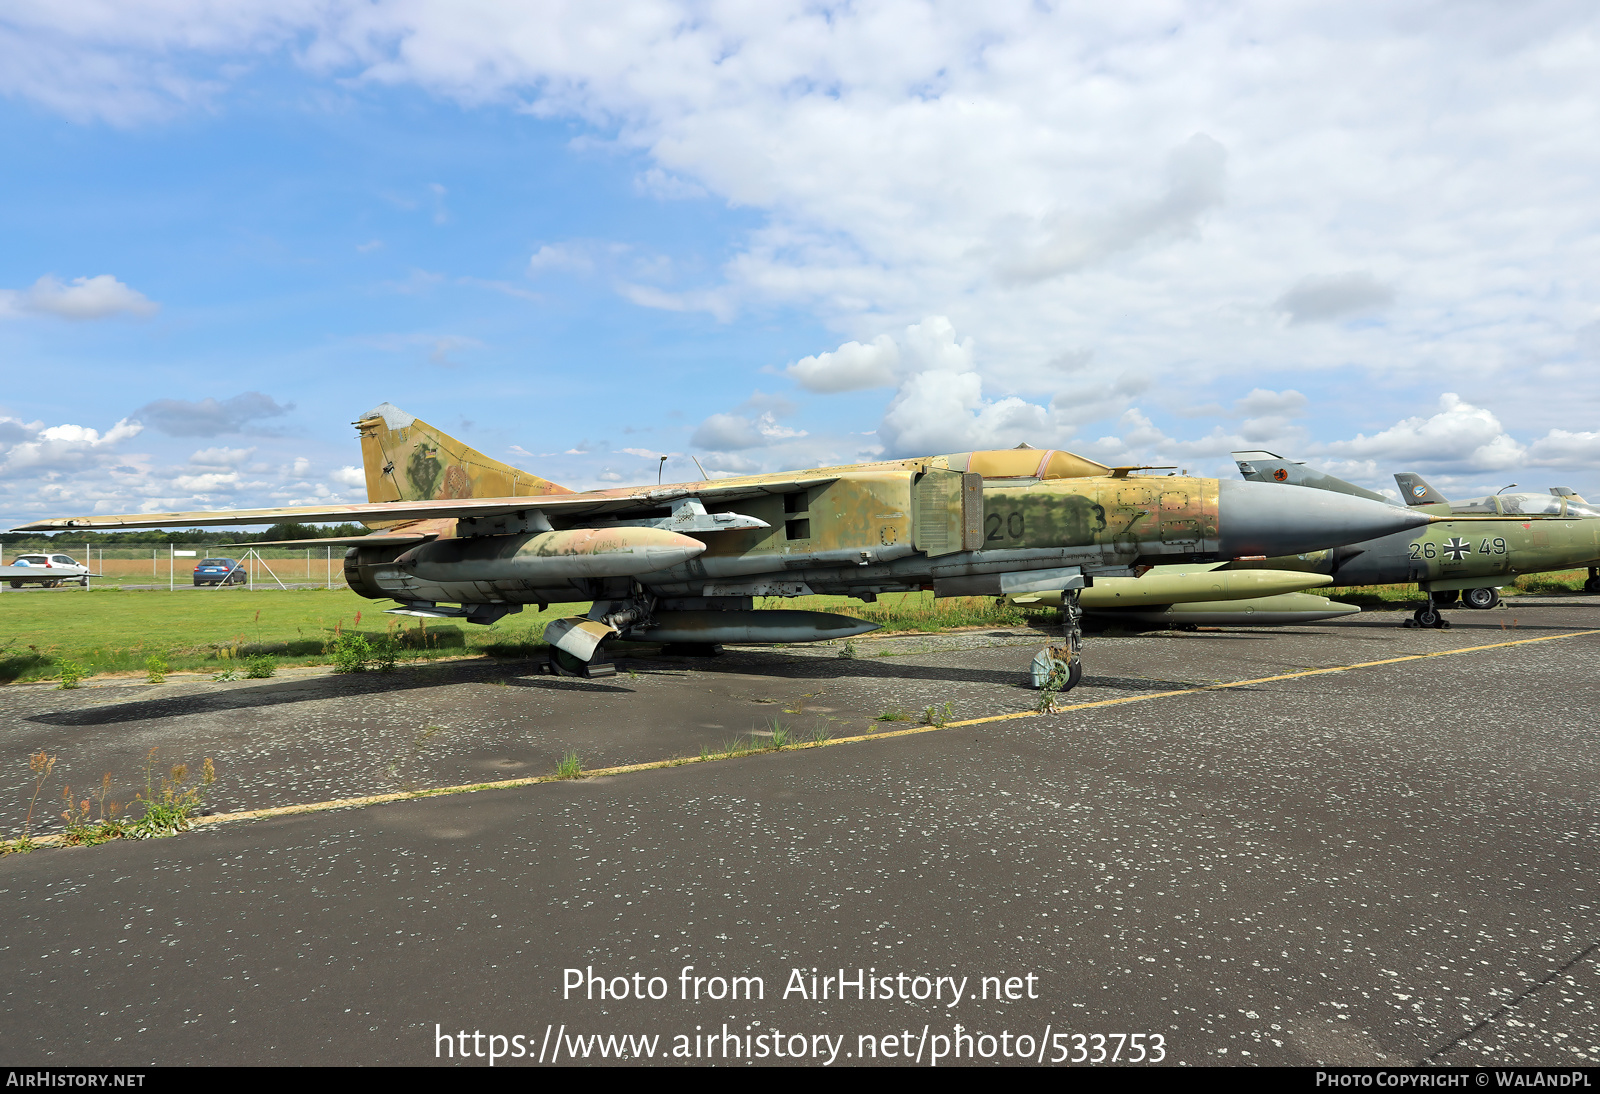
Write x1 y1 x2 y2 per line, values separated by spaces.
1451 493 1599 518
936 448 1113 480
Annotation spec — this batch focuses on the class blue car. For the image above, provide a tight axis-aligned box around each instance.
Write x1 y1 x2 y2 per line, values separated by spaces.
193 557 246 586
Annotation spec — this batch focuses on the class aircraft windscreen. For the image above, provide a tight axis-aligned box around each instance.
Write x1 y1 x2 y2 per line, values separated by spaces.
1497 494 1565 516
1451 496 1498 514
1564 501 1600 519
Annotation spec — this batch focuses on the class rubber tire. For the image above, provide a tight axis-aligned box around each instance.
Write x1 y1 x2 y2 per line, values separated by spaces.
78 577 89 587
7 581 18 589
1060 660 1084 692
1585 576 1600 595
1416 607 1442 628
1462 586 1499 610
549 647 591 677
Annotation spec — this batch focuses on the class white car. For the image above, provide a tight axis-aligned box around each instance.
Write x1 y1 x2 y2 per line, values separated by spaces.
5 553 91 588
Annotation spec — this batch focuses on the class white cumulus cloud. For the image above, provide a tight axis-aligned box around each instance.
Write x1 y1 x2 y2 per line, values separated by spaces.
1321 393 1526 470
0 274 158 320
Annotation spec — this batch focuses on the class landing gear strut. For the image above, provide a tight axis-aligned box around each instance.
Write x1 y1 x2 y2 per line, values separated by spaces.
1031 588 1084 692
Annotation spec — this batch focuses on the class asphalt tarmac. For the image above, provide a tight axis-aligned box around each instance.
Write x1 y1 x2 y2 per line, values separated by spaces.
2 598 1598 1067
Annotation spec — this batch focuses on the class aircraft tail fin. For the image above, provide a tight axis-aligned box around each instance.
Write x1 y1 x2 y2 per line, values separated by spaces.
1232 450 1394 505
354 403 571 504
1394 472 1450 507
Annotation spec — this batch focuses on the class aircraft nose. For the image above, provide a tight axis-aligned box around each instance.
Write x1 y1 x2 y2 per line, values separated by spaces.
1216 478 1428 558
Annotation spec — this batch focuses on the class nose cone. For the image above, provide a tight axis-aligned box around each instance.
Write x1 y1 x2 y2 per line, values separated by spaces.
1217 478 1428 558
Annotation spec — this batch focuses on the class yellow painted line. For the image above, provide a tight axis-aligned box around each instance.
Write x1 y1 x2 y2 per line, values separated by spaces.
12 627 1597 850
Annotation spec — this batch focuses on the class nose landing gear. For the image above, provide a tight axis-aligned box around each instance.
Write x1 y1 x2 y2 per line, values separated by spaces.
1031 588 1085 692
1405 594 1451 629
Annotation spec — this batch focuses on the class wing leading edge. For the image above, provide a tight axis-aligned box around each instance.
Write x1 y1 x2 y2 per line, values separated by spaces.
9 477 839 533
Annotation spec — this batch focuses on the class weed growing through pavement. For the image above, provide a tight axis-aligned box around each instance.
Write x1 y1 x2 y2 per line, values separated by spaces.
145 655 168 684
766 719 792 749
126 750 217 838
839 640 858 660
923 701 955 727
876 707 912 723
212 669 244 681
5 748 218 853
56 659 85 689
19 751 56 846
58 782 125 846
1036 664 1070 713
554 750 583 779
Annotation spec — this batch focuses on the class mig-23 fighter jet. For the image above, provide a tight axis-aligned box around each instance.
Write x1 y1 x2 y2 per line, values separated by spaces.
1230 452 1600 628
12 405 1433 691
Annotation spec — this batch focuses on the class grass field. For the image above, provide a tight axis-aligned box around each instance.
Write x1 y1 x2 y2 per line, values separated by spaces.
0 587 1040 685
0 588 589 684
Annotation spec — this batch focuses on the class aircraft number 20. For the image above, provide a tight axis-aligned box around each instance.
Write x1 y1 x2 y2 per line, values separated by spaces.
986 512 1025 542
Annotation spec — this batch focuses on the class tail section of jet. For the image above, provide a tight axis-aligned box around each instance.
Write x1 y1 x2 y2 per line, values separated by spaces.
1393 472 1450 507
355 402 570 503
1232 450 1393 504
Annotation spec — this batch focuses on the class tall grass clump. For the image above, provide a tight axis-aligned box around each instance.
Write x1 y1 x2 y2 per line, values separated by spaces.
127 749 217 838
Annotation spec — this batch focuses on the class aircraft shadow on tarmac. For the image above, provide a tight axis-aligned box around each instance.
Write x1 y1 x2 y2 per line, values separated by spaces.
27 659 633 727
620 652 1201 694
28 646 1203 728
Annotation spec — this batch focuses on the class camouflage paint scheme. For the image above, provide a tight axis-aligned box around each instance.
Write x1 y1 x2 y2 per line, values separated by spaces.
358 402 570 506
12 405 1406 612
13 404 1432 684
1230 453 1600 594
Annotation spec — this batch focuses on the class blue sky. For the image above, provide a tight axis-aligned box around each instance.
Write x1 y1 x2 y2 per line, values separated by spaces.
2 2 1598 526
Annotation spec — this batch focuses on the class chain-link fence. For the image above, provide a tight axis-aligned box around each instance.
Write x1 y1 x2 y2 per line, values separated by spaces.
4 544 349 589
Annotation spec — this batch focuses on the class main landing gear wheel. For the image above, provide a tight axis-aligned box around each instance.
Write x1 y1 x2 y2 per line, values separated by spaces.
548 645 618 679
1462 586 1499 610
1586 568 1600 594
